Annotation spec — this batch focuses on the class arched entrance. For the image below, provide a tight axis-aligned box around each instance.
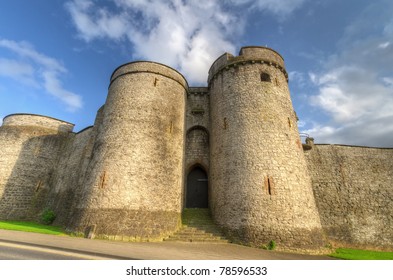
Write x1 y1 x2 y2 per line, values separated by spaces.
186 166 208 208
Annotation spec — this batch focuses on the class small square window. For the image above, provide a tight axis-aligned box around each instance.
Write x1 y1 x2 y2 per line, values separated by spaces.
261 72 271 82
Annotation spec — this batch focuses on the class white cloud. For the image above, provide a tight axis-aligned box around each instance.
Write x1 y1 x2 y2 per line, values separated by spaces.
0 39 83 111
297 120 306 128
42 72 83 111
0 39 65 72
66 0 241 84
303 124 339 141
308 72 317 84
65 0 129 41
0 58 39 88
311 85 353 122
378 42 390 49
306 6 393 148
382 77 393 86
308 62 393 146
230 0 308 18
288 71 306 87
65 0 305 84
304 117 393 148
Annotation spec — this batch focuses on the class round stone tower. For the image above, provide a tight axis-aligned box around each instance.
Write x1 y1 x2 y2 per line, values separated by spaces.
70 62 188 240
0 114 73 220
208 47 325 250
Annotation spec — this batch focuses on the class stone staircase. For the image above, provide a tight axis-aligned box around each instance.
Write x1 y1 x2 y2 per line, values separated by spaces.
164 208 229 243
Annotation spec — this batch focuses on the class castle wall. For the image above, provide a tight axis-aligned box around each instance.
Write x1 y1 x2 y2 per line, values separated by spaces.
3 114 74 133
45 106 105 227
185 128 209 173
69 62 188 240
185 88 210 172
0 114 73 220
208 47 325 250
304 144 393 250
186 88 210 131
45 127 95 226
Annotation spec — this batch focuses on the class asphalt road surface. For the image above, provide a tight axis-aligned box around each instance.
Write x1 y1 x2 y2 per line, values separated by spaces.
0 241 111 260
0 229 333 260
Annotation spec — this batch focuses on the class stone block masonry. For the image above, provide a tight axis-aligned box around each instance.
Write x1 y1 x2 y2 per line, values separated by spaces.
304 143 393 251
0 115 74 220
0 46 392 252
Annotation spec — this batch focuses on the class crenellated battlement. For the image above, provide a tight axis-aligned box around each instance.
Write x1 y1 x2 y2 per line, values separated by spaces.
2 113 74 133
208 46 288 84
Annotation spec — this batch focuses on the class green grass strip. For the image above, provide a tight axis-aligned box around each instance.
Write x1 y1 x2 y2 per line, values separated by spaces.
330 248 393 260
0 221 67 235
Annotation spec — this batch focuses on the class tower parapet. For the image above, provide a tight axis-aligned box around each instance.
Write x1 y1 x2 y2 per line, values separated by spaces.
2 114 74 133
111 61 188 90
208 46 288 84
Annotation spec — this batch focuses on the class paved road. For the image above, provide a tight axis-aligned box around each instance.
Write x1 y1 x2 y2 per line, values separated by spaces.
0 229 333 260
0 241 100 260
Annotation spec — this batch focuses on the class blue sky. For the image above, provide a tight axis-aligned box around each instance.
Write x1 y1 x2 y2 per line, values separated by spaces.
1 0 392 147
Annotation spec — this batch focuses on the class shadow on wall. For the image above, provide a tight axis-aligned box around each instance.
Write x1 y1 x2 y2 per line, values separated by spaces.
185 126 209 172
0 126 69 221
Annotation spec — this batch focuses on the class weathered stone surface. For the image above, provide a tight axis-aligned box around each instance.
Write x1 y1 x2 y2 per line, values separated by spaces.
3 114 74 133
209 47 325 250
0 115 72 220
67 61 187 238
185 87 210 172
304 144 393 250
46 127 95 226
69 208 180 241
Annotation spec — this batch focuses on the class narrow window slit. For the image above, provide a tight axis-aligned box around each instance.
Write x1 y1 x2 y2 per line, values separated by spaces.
264 176 274 195
99 171 107 189
267 177 272 195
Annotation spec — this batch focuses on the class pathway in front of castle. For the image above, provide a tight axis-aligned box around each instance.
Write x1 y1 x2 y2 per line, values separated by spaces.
0 229 332 260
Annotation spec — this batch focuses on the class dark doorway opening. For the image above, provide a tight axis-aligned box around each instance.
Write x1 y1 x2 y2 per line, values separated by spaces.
186 167 208 208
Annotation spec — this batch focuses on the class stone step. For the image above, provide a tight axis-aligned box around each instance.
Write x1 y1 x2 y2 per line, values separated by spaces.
167 232 224 238
164 208 230 244
181 224 221 230
170 232 219 238
164 237 229 243
177 228 223 236
183 222 216 226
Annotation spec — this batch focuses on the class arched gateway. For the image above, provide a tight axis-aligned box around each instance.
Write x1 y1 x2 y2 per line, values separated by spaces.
186 166 208 208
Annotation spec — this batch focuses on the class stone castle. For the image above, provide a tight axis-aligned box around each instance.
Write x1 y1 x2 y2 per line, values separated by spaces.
0 46 392 251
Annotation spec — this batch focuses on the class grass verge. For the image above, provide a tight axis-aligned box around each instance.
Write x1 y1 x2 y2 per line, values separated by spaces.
0 221 67 236
330 248 393 260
